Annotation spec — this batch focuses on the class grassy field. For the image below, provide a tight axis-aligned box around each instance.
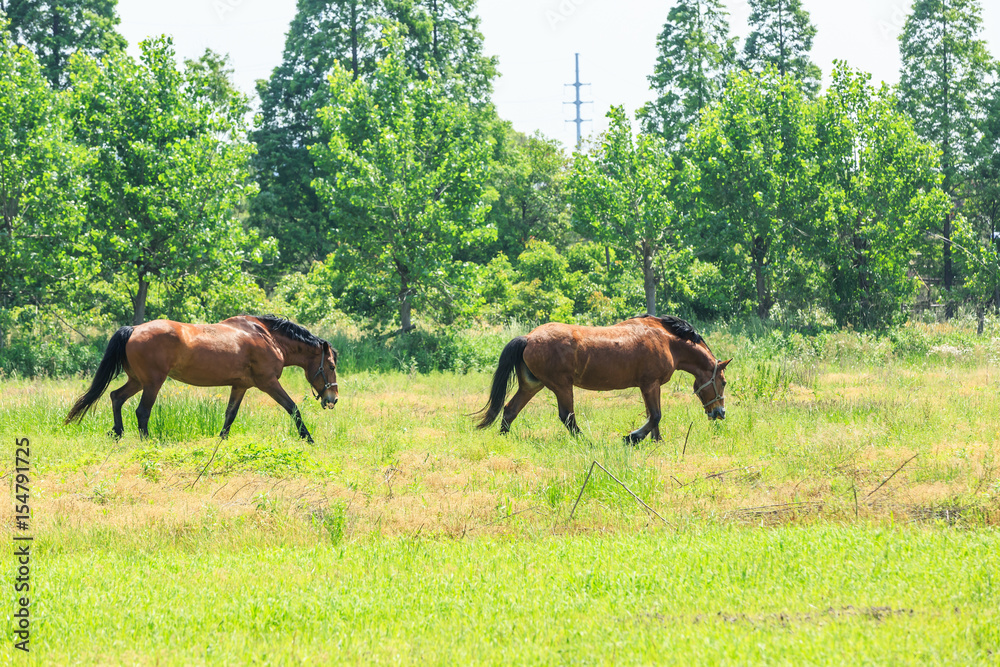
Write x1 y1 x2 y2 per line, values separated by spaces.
2 322 1000 664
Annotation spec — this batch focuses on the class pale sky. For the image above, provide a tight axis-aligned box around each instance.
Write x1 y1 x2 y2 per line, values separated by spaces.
117 0 1000 148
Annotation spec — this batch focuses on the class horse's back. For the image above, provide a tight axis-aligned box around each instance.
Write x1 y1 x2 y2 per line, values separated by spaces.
125 318 276 387
522 321 673 390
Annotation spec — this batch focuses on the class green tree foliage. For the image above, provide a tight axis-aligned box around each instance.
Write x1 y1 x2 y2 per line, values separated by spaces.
812 65 951 329
0 18 85 344
638 0 737 149
68 37 261 325
898 0 996 311
569 106 677 316
385 0 497 103
251 0 497 271
311 32 493 333
686 69 815 319
250 0 383 271
3 0 126 89
953 217 1000 333
961 78 1000 320
479 241 629 324
485 126 570 260
740 0 821 95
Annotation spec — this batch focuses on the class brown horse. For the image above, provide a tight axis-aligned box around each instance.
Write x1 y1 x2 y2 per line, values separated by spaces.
65 315 338 443
476 315 730 443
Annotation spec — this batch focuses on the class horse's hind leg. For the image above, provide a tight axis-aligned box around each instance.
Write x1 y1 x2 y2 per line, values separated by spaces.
500 384 543 434
626 384 662 445
109 375 141 439
262 381 313 444
219 386 248 439
135 380 165 439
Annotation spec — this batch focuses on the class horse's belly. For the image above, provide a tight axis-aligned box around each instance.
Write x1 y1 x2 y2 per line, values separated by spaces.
574 372 637 392
166 366 248 387
166 349 252 387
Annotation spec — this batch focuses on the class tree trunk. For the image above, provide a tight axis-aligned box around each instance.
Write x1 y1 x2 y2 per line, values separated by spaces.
994 284 999 316
943 211 955 319
642 243 657 316
940 15 954 320
752 235 772 319
132 276 149 326
350 0 359 80
399 274 412 332
977 304 985 336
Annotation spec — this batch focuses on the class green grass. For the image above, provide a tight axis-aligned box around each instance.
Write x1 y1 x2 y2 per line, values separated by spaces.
2 526 998 664
2 320 1000 663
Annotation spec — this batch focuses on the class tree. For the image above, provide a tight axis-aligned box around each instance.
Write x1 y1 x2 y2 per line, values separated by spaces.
250 0 497 271
486 126 570 260
740 0 821 95
898 0 995 314
3 0 126 88
250 0 382 270
638 0 737 149
0 17 86 345
812 65 950 329
310 32 493 333
68 37 260 325
963 76 1000 324
384 0 497 103
569 106 677 316
685 69 815 319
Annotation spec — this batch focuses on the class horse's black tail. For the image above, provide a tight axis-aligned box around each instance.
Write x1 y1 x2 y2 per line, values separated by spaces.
65 326 133 424
476 336 528 429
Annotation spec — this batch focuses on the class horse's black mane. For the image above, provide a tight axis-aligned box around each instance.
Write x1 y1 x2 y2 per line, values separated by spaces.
250 314 332 353
632 314 703 343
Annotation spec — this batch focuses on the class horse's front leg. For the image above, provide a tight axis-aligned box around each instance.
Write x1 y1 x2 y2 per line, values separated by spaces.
262 381 314 443
551 383 581 435
219 386 248 439
625 384 662 445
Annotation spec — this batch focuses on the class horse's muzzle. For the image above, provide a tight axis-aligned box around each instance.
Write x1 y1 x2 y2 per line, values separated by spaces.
322 396 339 409
707 407 725 420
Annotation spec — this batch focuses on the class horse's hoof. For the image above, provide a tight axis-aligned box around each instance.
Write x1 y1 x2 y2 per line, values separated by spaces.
623 433 642 446
108 430 123 441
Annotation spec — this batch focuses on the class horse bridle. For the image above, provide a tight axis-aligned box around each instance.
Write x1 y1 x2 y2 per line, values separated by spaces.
311 353 337 400
695 362 724 409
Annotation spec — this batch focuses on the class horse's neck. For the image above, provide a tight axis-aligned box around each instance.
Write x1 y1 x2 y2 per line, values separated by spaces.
276 338 315 369
671 339 715 376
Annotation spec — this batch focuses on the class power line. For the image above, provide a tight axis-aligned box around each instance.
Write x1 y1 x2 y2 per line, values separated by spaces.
563 52 593 149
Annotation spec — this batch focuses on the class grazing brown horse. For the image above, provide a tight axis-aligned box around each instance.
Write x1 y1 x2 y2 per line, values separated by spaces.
476 315 730 443
65 315 338 443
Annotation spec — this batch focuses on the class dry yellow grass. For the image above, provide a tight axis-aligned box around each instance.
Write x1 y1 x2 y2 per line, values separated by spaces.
3 353 1000 543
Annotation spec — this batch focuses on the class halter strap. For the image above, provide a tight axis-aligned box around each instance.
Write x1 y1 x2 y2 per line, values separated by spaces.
311 355 337 399
695 362 724 408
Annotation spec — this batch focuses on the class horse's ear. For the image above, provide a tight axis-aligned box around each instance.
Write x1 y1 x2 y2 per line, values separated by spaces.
719 358 733 369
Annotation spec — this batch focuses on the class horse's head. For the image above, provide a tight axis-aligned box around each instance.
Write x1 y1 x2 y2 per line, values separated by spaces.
695 358 731 420
310 341 339 409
